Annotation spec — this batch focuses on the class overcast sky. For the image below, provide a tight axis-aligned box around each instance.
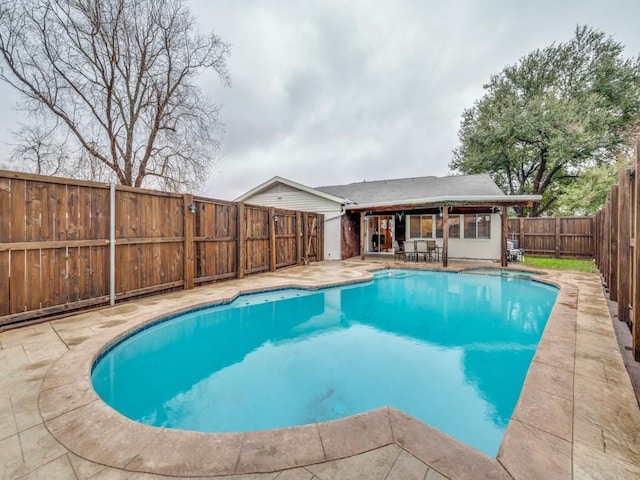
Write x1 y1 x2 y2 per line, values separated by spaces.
1 0 639 200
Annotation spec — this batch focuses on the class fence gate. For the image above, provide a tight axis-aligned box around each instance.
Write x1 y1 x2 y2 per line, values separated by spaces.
303 212 324 263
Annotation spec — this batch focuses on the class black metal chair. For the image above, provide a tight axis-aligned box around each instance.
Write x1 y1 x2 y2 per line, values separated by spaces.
426 240 438 262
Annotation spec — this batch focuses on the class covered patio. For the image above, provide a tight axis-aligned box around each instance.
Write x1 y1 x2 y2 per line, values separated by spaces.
350 196 538 267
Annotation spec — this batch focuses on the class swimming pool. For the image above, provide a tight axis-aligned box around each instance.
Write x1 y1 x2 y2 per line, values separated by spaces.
92 269 558 457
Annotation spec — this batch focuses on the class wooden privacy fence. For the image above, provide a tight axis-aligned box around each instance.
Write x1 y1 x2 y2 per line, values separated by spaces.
593 137 639 361
0 170 323 327
508 217 594 258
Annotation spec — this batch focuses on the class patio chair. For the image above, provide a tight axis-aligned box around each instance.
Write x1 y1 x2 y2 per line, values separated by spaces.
507 240 524 262
415 240 428 262
403 240 417 262
393 240 405 261
426 240 439 262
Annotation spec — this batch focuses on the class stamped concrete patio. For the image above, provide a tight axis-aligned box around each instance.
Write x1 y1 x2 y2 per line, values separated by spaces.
1 260 639 479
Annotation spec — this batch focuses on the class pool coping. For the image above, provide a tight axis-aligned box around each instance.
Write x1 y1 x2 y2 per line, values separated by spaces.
38 265 577 479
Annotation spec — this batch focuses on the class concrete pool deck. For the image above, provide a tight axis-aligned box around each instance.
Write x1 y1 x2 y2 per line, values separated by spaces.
1 260 639 479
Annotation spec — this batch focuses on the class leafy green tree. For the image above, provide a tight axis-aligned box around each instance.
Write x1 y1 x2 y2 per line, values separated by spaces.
450 26 640 216
555 157 632 216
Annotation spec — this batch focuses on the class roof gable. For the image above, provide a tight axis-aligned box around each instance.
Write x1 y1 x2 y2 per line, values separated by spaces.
235 176 347 204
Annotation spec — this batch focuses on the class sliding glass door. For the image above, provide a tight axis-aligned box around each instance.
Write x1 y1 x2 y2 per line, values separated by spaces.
365 215 394 253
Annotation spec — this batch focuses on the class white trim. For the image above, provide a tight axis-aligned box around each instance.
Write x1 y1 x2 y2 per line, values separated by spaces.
346 194 541 210
235 176 349 205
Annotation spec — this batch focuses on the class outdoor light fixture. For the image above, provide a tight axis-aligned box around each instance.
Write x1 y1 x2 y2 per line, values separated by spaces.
439 206 452 218
273 213 279 222
187 203 197 214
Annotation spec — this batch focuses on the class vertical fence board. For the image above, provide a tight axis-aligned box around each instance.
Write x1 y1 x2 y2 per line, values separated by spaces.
609 185 619 301
78 246 91 300
39 248 52 309
618 170 632 324
52 183 66 241
11 180 26 242
25 181 40 242
10 251 26 313
78 186 92 241
2 180 16 312
67 185 80 241
91 246 107 298
0 251 9 316
53 248 65 307
67 247 80 303
26 249 41 311
0 178 11 243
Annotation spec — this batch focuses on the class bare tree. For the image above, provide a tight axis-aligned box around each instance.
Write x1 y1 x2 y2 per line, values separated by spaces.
9 121 69 176
0 0 231 191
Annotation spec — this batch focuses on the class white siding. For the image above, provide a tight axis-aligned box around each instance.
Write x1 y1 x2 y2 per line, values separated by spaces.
406 213 502 260
242 183 343 261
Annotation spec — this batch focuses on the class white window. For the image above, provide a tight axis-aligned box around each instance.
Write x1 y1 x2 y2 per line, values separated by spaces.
464 214 491 239
409 215 433 238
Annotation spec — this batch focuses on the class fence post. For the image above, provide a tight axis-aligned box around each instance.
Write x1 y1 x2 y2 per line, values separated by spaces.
360 212 366 260
303 212 309 262
296 211 303 265
237 202 245 279
617 170 632 323
442 206 449 267
633 138 640 360
183 194 194 290
609 185 619 301
501 206 508 267
554 218 561 258
269 207 277 272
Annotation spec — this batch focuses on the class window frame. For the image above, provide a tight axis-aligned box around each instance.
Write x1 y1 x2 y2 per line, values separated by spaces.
463 213 491 239
409 214 434 238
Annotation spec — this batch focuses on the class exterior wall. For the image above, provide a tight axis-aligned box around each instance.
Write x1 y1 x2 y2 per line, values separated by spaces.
242 183 343 260
405 213 502 260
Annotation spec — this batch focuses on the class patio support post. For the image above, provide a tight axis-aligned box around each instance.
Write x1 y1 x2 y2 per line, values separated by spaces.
442 205 448 267
360 211 366 260
501 205 508 267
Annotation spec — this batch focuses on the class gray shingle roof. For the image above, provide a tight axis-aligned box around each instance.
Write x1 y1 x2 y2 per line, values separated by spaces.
315 174 505 205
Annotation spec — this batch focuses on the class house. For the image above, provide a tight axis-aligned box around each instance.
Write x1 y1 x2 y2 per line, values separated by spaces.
235 174 540 265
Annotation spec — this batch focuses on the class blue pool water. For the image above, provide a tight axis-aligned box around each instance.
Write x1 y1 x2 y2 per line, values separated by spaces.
92 270 558 456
